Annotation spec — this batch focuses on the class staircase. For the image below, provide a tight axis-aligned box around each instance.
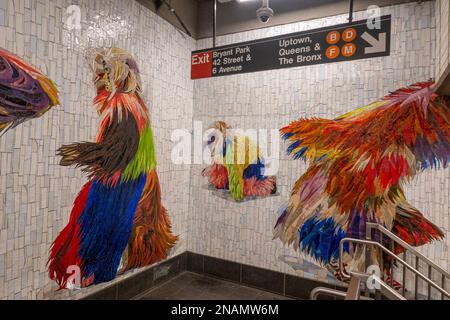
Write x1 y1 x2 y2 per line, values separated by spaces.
311 223 450 300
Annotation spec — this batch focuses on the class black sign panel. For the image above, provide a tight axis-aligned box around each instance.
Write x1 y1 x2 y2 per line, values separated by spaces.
191 15 391 79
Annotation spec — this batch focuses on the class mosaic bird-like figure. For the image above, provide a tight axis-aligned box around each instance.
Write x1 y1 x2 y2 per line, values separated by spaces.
202 121 277 201
275 81 448 279
0 47 59 134
48 48 177 289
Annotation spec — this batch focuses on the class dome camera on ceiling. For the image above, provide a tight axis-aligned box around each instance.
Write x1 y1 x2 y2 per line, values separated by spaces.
256 0 274 23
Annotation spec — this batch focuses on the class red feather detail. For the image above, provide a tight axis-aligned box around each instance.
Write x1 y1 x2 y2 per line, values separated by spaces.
392 205 444 254
48 181 92 289
202 164 228 189
244 176 276 197
94 90 150 139
276 81 447 265
123 170 178 270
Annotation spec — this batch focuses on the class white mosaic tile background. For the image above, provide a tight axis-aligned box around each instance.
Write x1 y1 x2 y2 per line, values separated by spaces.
436 0 449 80
0 0 194 299
189 1 450 287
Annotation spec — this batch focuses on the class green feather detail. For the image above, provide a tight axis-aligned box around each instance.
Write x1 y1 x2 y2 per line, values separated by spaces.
224 140 245 201
223 139 246 201
123 125 157 181
225 163 244 201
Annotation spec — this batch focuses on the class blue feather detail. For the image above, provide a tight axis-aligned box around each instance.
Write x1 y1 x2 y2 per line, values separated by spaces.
421 159 430 170
243 159 266 180
223 138 234 158
222 141 227 157
77 175 146 284
315 154 327 161
293 147 308 160
286 140 300 155
299 217 348 264
281 132 294 140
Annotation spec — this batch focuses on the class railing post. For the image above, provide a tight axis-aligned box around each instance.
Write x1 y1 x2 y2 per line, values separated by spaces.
414 256 419 300
345 277 362 300
365 223 372 297
342 224 450 300
213 0 217 48
402 251 406 297
390 239 395 288
428 266 432 300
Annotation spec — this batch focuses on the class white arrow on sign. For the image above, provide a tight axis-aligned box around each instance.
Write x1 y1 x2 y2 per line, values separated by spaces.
361 32 386 54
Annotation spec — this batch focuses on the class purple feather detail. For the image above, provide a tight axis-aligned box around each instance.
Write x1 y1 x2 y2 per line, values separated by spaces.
299 169 327 203
275 207 288 228
413 134 449 169
346 208 367 239
0 54 51 123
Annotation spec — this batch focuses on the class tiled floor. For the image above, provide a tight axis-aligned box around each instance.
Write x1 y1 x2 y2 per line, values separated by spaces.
136 272 293 300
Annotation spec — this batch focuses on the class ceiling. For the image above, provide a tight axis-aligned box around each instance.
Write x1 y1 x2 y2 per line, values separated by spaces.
138 0 425 40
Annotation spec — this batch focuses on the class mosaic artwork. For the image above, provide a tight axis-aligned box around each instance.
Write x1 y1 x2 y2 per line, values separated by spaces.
62 6 137 54
202 121 277 202
48 47 178 289
0 47 59 135
275 81 449 283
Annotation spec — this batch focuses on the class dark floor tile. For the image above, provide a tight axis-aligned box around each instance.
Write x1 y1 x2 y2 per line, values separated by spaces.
204 256 241 282
153 255 182 285
168 286 209 300
285 275 335 300
190 274 234 289
214 285 265 300
194 278 287 300
83 284 117 300
139 272 200 300
195 292 228 300
117 267 153 300
141 291 181 300
255 291 293 300
138 272 289 301
187 252 204 273
241 264 285 294
142 286 185 300
176 279 259 300
140 285 183 300
173 272 205 285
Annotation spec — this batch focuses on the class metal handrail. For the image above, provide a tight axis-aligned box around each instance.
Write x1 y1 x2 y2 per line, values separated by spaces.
310 287 347 300
374 275 406 300
310 274 404 300
346 271 406 300
310 285 374 300
366 223 450 278
339 238 450 298
367 222 449 300
310 222 449 300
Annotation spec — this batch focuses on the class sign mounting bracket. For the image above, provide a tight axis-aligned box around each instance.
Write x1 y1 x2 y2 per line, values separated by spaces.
349 0 354 23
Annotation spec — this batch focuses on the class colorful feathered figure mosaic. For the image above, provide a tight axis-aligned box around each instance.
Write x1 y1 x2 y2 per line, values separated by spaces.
0 48 59 135
274 81 448 280
48 48 177 289
202 121 277 201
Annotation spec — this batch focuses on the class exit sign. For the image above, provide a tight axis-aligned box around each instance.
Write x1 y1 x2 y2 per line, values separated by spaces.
191 15 391 79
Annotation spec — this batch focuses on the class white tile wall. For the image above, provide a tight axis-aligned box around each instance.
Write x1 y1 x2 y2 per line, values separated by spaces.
435 0 450 80
0 0 195 299
189 1 449 287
